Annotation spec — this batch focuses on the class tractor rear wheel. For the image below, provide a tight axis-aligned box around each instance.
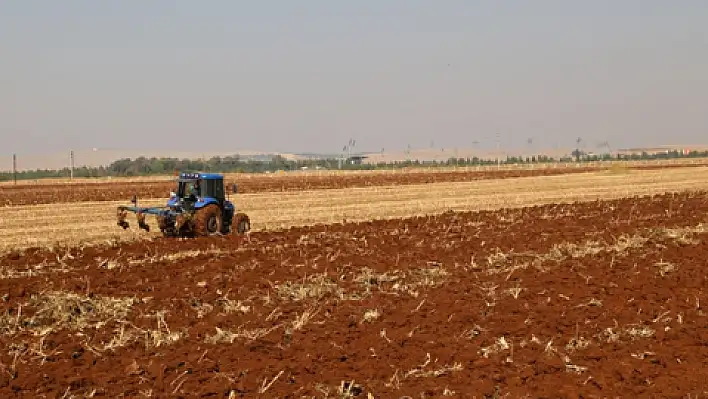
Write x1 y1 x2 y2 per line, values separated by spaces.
233 212 250 235
193 204 222 236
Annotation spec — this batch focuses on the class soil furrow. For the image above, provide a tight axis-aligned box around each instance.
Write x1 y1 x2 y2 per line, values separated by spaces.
1 191 708 396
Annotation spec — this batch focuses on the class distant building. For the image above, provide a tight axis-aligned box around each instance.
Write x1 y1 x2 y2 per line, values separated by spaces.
347 155 368 165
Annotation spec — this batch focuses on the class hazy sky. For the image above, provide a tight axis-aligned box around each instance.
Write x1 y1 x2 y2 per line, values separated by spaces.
2 1 707 157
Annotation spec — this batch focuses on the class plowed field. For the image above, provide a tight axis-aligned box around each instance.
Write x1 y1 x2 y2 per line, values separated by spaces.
0 163 696 207
1 191 707 397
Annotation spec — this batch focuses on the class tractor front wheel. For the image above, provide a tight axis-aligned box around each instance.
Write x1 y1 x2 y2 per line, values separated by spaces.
233 212 250 235
193 205 222 236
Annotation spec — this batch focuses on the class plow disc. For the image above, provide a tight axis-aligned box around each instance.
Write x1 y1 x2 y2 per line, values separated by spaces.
117 208 129 229
117 206 157 232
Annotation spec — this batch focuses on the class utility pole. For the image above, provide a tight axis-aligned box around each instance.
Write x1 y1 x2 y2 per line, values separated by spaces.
348 138 355 162
70 150 75 181
496 132 501 169
339 144 346 169
12 153 17 185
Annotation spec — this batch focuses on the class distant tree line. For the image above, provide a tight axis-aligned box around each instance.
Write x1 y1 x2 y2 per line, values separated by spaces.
1 149 707 182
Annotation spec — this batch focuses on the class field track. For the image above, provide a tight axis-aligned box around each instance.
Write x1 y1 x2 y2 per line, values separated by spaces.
1 191 707 396
2 160 706 207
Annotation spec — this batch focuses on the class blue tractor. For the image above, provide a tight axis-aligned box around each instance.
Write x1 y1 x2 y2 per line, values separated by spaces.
117 171 250 237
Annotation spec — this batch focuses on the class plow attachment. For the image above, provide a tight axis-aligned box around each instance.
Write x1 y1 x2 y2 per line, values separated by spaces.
117 202 196 237
116 205 169 232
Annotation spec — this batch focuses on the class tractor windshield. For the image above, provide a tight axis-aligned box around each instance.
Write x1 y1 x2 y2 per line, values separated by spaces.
176 179 201 198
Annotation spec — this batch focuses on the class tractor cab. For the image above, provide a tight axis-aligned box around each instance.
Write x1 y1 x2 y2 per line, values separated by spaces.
170 172 227 207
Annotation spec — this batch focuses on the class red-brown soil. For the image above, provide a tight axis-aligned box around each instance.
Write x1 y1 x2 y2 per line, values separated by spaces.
1 191 708 397
0 163 700 207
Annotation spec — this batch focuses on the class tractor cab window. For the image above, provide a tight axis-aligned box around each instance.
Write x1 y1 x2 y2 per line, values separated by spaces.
176 179 201 199
176 181 186 197
205 178 224 200
190 181 201 197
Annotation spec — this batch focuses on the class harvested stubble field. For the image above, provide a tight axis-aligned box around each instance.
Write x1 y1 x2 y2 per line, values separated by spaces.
0 167 593 207
2 159 707 207
1 191 708 397
4 166 708 254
